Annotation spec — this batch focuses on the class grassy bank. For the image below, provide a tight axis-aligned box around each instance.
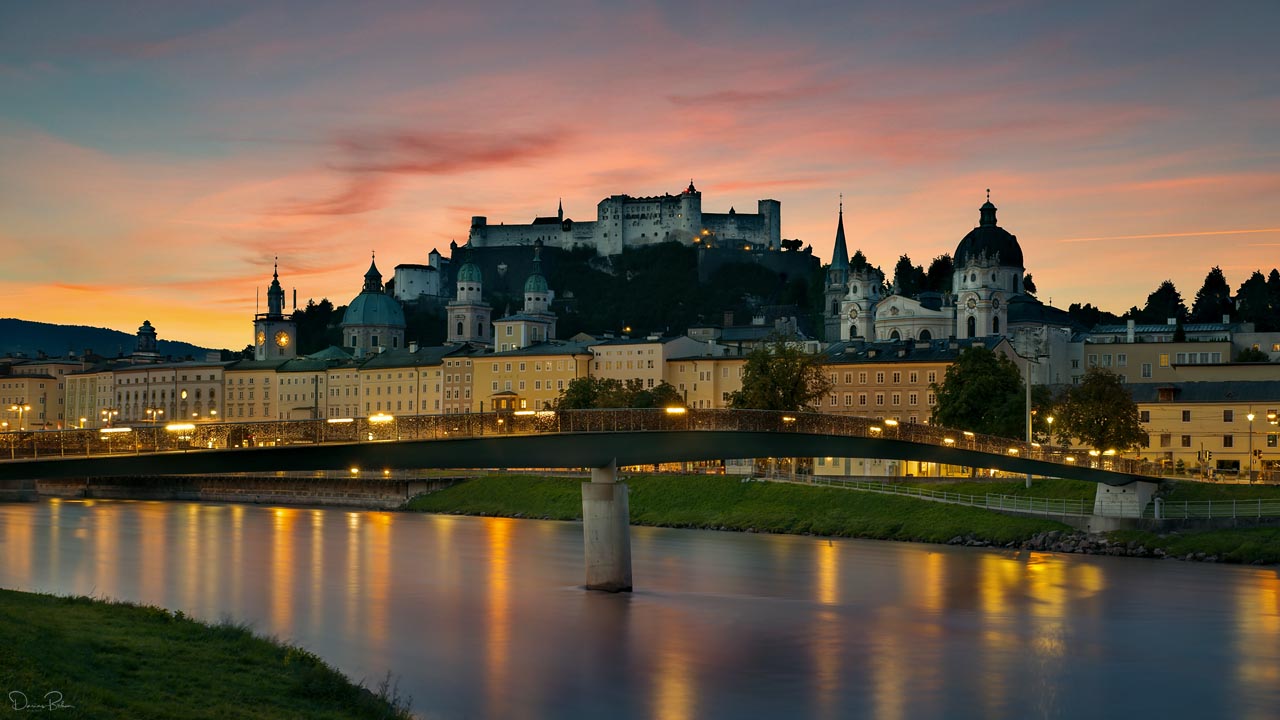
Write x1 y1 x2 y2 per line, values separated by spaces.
1107 527 1280 565
408 474 1070 544
902 477 1098 501
0 589 410 719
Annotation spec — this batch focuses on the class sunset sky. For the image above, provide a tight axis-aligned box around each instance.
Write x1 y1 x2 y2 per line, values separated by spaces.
2 0 1278 349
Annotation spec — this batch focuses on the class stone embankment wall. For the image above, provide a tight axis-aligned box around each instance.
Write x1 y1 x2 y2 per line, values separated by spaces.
950 528 1276 565
37 476 460 509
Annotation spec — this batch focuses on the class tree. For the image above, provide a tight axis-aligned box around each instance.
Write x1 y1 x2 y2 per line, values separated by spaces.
1022 273 1037 296
924 254 953 293
1055 367 1145 452
929 346 1026 439
728 338 831 411
892 255 926 297
1067 302 1121 329
1235 346 1270 362
556 377 686 409
1236 270 1275 331
1190 266 1233 323
1137 280 1187 325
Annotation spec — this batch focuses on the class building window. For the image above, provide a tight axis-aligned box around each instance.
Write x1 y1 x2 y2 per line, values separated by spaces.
1160 433 1171 448
1140 410 1150 422
829 395 837 407
909 393 918 405
859 394 868 406
875 393 885 406
1182 410 1191 422
1223 435 1234 448
1159 354 1170 368
1141 363 1152 378
1181 435 1192 447
1117 354 1127 367
1269 434 1278 448
1224 409 1234 422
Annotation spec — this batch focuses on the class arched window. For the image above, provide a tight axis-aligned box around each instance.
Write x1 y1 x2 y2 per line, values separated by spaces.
919 329 932 341
477 321 484 337
966 316 976 337
993 316 1000 334
831 299 839 315
456 321 463 336
889 329 900 340
850 323 858 338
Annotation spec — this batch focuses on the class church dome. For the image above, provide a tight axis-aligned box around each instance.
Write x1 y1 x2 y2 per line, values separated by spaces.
954 198 1023 269
524 272 549 294
342 290 406 328
457 261 482 284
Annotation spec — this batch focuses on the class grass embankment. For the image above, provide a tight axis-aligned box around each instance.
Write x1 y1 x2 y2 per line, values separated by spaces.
0 589 410 720
408 474 1069 544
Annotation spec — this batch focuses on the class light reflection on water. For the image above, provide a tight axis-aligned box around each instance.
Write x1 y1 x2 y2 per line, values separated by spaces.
1 499 1279 719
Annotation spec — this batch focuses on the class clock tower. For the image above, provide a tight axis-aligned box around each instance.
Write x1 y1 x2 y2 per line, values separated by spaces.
253 259 298 361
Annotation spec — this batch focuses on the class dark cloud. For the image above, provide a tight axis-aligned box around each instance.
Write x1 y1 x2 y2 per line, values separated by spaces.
334 128 571 175
270 173 391 216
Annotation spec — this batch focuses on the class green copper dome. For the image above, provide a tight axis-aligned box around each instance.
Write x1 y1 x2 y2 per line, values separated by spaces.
342 291 406 328
457 262 482 284
524 272 549 294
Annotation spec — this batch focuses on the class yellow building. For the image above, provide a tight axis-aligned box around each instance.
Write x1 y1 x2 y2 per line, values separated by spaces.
0 375 54 430
473 341 593 412
589 336 705 390
1130 381 1280 478
223 360 283 421
7 357 89 428
664 354 746 409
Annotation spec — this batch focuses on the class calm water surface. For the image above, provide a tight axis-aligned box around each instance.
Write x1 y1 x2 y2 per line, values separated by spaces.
2 499 1279 719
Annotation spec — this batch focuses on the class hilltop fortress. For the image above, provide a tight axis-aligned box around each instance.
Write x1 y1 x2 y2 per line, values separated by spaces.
467 181 781 256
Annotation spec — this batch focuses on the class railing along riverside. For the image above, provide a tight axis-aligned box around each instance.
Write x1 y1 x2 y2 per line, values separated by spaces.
0 408 1170 479
1144 498 1280 520
771 474 1093 517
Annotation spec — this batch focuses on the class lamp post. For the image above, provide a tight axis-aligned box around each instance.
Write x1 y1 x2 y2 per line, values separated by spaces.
1247 411 1256 483
9 401 31 431
1045 415 1055 447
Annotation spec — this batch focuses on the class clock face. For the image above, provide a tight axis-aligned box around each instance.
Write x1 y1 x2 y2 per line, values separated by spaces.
966 297 977 310
847 307 859 320
275 330 290 347
256 331 266 346
992 297 1001 310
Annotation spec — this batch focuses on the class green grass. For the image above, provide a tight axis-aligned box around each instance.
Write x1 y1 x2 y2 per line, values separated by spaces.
1159 480 1280 501
1108 527 1280 565
0 589 411 720
407 474 1070 544
901 477 1098 501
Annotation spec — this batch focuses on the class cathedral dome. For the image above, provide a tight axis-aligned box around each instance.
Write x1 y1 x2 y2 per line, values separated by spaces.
343 290 406 328
954 198 1023 269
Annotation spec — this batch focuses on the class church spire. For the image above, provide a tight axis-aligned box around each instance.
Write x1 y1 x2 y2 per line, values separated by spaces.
267 256 285 317
830 195 849 271
557 198 563 222
363 251 383 293
979 189 998 227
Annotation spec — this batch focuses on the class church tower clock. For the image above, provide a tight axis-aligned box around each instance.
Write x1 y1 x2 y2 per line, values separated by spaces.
253 259 298 361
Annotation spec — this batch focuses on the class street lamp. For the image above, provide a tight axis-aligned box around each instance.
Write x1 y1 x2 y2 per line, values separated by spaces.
100 408 119 428
9 401 32 431
1045 415 1055 447
1247 411 1256 483
145 407 164 424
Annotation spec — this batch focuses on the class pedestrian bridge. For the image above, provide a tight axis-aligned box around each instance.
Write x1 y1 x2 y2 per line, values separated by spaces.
0 408 1156 484
0 408 1162 592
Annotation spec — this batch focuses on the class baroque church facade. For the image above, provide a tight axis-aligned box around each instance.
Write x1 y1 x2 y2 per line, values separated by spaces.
824 195 1069 369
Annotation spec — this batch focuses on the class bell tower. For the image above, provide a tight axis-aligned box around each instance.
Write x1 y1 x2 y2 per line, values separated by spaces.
254 258 298 360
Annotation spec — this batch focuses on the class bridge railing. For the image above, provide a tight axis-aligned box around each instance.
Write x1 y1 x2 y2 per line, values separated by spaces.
0 408 1166 479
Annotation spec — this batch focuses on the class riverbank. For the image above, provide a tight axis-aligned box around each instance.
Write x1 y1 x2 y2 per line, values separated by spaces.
405 474 1280 565
0 588 411 719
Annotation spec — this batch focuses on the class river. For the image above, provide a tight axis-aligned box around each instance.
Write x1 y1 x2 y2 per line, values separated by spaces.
1 498 1278 719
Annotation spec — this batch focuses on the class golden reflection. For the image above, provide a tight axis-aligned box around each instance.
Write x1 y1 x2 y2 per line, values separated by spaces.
364 512 392 655
47 499 61 584
654 613 694 720
914 551 945 612
810 609 840 720
1234 571 1280 693
346 512 361 645
271 507 296 635
93 503 119 600
182 504 199 610
870 606 907 720
231 505 244 610
139 504 165 606
484 517 513 719
816 540 838 606
201 506 222 618
5 507 33 586
310 510 324 636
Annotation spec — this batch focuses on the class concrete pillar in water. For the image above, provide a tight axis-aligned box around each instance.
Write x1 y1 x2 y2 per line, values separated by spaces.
582 459 632 592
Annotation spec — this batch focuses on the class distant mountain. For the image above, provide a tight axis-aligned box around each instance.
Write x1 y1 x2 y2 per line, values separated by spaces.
0 318 220 360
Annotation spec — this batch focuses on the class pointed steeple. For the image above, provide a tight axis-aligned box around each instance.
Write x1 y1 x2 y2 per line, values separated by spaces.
267 257 285 317
830 196 849 271
557 198 563 222
686 179 697 194
979 189 997 227
363 251 383 292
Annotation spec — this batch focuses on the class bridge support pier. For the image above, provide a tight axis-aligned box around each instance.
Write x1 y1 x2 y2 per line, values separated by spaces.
1093 480 1158 519
582 459 632 592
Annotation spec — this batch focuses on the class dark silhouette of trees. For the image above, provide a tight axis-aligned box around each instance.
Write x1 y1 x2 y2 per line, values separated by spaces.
557 377 685 409
1237 269 1280 331
1067 303 1121 329
1190 266 1233 323
1134 280 1188 325
290 299 345 355
1023 273 1037 295
924 254 953 293
892 255 927 297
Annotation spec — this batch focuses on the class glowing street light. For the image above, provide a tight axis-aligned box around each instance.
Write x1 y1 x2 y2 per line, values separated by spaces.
8 402 31 431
